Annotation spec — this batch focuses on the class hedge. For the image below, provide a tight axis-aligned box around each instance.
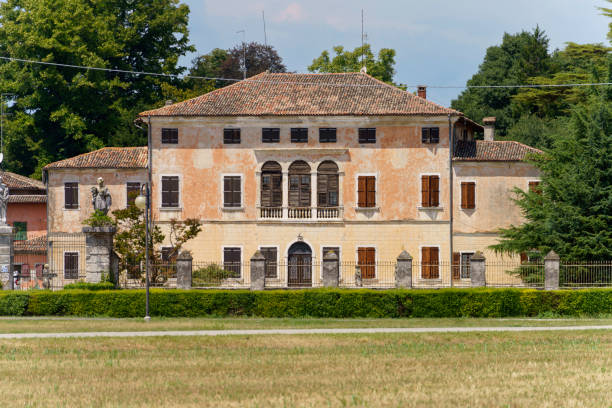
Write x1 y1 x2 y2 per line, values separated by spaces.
0 288 611 318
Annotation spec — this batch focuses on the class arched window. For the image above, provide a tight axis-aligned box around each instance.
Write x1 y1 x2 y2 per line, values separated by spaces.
261 161 282 210
288 161 311 208
317 161 339 207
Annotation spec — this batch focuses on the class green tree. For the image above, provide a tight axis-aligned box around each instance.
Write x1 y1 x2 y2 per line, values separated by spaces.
308 44 397 84
0 0 194 178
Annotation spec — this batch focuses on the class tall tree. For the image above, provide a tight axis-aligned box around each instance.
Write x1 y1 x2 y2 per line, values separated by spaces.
308 44 397 84
0 0 194 178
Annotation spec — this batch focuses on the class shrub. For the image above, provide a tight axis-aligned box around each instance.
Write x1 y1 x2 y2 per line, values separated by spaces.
63 281 116 291
0 292 30 315
192 264 236 287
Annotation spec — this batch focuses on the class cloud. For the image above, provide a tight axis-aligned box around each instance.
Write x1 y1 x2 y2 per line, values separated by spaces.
274 3 307 22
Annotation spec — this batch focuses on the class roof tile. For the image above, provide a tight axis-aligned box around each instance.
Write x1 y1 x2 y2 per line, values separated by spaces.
44 147 147 169
454 140 543 161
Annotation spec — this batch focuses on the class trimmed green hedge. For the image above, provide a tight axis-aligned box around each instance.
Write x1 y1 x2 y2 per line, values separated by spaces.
63 281 116 291
0 288 611 317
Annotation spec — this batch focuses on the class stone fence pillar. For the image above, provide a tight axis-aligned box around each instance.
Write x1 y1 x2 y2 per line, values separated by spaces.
544 250 560 290
355 266 362 287
250 250 265 290
470 251 486 287
0 225 13 290
395 250 413 288
176 251 193 289
322 249 339 287
83 226 116 283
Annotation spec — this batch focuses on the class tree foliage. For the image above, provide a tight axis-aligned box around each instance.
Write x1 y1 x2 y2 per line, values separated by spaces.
0 0 194 178
308 44 397 84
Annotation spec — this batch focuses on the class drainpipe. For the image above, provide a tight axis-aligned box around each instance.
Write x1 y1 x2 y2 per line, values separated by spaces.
448 114 454 288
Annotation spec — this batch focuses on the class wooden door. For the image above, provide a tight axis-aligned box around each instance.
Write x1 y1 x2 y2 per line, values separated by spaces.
288 254 312 286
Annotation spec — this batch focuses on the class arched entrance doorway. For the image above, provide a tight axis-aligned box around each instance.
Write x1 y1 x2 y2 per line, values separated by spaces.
287 242 312 287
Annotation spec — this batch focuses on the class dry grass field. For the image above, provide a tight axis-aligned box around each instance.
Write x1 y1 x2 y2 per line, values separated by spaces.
0 327 610 407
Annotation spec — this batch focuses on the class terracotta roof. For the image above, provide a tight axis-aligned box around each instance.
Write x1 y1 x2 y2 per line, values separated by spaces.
454 140 543 162
44 147 147 169
1 172 44 190
8 195 46 204
14 235 47 254
139 72 460 117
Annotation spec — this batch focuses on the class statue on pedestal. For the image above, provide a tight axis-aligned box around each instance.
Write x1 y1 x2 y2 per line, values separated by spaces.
91 177 112 215
0 175 9 225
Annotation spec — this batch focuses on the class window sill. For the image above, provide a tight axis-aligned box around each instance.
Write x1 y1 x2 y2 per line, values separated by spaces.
159 207 182 212
417 206 444 211
355 207 380 212
221 207 245 212
63 208 80 211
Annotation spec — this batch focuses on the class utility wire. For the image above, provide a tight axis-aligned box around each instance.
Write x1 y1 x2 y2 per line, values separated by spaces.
1 55 612 90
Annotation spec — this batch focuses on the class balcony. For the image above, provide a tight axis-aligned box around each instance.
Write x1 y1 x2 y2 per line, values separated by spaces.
258 206 343 221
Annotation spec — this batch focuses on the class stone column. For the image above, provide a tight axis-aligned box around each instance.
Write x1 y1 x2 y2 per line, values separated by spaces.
470 251 486 287
83 226 116 283
176 251 193 289
395 250 413 288
0 225 13 290
322 249 339 287
544 250 560 290
355 266 362 287
250 250 266 290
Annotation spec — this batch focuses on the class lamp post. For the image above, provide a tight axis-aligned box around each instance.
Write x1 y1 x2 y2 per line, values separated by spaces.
135 183 150 321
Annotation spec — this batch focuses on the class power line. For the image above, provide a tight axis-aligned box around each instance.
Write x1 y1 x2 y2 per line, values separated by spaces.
1 55 612 90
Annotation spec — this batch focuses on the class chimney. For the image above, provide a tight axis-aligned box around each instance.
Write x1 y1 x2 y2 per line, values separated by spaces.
483 117 496 141
417 85 427 99
165 100 174 106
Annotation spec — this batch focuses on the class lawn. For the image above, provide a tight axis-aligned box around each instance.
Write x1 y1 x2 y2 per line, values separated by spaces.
0 328 610 407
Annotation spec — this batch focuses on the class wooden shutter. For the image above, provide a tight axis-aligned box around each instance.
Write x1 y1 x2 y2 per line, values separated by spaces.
161 128 178 144
421 128 430 143
529 181 541 195
421 176 430 207
430 128 440 143
358 176 367 207
520 252 528 264
452 252 461 280
366 177 376 207
300 175 311 206
421 247 430 279
64 252 78 280
358 247 375 279
317 174 328 206
430 247 439 278
461 182 475 209
261 247 277 278
430 176 439 207
161 176 179 207
224 176 241 207
223 248 241 278
64 182 78 209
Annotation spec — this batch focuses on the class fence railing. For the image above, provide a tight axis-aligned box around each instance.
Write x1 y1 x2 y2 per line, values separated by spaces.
191 261 250 288
486 262 545 288
560 262 612 288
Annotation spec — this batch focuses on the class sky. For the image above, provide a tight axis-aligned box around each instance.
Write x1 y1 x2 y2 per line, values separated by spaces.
181 0 610 107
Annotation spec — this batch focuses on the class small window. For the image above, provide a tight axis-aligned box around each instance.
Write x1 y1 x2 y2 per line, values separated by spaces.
223 176 241 208
126 182 141 207
161 176 179 208
161 128 178 144
13 222 27 241
64 182 79 209
421 247 439 279
223 247 241 278
528 181 541 194
223 128 241 144
262 128 280 143
161 247 175 262
357 247 375 279
64 252 79 280
291 128 308 143
461 182 475 209
422 127 440 144
461 253 474 279
358 128 376 144
260 247 278 278
357 176 376 208
421 175 440 207
319 128 337 143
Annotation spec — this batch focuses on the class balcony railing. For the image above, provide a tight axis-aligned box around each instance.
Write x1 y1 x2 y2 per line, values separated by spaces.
258 206 343 220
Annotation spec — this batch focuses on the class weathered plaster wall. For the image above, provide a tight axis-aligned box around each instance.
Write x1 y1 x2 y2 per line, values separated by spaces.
8 203 47 238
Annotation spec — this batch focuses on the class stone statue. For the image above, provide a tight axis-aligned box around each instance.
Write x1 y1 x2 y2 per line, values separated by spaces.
91 177 112 215
0 176 8 225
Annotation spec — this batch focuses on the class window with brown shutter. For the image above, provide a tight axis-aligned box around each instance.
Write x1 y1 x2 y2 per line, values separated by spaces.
421 176 440 207
317 161 339 207
288 161 311 207
452 252 461 280
64 182 79 209
261 161 282 208
422 127 440 144
357 247 376 279
421 247 439 279
358 128 376 143
260 247 278 278
262 128 280 143
357 176 376 208
64 252 79 280
223 176 241 207
223 128 241 144
528 181 541 194
319 128 336 143
291 128 308 143
126 182 141 207
161 128 178 144
161 176 179 208
461 182 475 209
223 247 241 278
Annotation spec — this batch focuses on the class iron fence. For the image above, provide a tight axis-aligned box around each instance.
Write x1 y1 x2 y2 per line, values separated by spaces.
45 232 86 290
485 261 545 288
560 262 612 288
338 261 396 288
191 261 250 288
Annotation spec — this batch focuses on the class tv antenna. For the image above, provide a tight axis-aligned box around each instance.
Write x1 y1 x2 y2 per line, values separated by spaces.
361 9 367 73
236 30 246 79
262 11 268 47
0 93 13 166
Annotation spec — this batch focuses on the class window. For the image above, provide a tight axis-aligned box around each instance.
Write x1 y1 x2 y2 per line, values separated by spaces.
223 128 241 144
288 161 311 208
453 252 473 279
319 128 337 143
317 161 339 207
64 252 79 280
291 128 308 143
261 161 282 209
260 247 278 278
161 176 179 208
161 128 178 144
161 247 174 262
421 247 439 279
357 176 376 208
422 127 440 144
126 182 141 207
357 247 376 279
223 247 241 278
461 182 475 209
13 222 27 241
358 128 376 144
262 128 280 143
529 181 541 194
421 175 440 207
223 176 241 208
64 182 79 209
